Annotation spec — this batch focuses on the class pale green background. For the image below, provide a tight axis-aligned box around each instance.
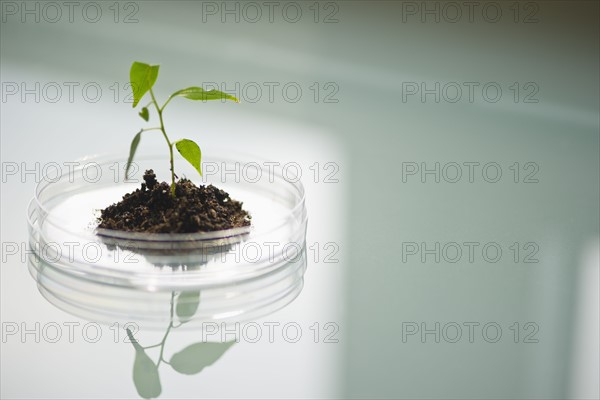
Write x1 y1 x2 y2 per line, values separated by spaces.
1 1 598 399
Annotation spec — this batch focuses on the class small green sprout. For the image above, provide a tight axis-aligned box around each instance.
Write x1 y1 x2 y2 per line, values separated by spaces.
125 61 239 197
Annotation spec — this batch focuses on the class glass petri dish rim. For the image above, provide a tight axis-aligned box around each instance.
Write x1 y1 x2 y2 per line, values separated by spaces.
27 200 308 288
27 151 308 288
28 248 307 327
31 151 307 244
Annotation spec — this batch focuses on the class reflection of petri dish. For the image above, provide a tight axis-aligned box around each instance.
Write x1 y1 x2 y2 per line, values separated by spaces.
27 153 308 327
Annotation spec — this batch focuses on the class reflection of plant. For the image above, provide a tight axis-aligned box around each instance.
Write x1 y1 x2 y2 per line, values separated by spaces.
126 291 235 399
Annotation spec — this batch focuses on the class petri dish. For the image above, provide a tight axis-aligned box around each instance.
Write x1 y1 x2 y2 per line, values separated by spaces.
27 152 308 327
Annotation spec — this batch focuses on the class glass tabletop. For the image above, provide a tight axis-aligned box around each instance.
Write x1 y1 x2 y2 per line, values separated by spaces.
1 1 598 399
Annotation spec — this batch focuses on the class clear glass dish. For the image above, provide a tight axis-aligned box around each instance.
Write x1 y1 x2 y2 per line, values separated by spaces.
27 152 308 327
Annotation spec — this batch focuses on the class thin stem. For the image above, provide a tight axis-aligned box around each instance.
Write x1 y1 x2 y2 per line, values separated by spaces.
149 88 176 197
156 324 173 368
156 292 176 368
160 94 175 113
142 343 162 350
140 127 162 133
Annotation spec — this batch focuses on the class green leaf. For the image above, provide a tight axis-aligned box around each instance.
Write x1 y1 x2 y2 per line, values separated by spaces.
174 139 202 176
126 130 142 180
130 62 159 108
127 328 161 399
139 107 149 121
170 341 235 375
170 87 239 102
176 291 200 322
132 348 161 398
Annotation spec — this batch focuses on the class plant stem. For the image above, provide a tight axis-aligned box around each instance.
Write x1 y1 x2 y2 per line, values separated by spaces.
149 88 177 197
155 291 176 367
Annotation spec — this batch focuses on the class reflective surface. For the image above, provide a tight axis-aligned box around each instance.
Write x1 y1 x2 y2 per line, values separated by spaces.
1 1 598 399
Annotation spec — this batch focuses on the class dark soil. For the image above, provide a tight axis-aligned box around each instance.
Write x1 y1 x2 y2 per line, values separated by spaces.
97 170 251 233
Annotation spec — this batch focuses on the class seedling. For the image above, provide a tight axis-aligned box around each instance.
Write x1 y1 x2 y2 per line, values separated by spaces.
125 61 239 197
